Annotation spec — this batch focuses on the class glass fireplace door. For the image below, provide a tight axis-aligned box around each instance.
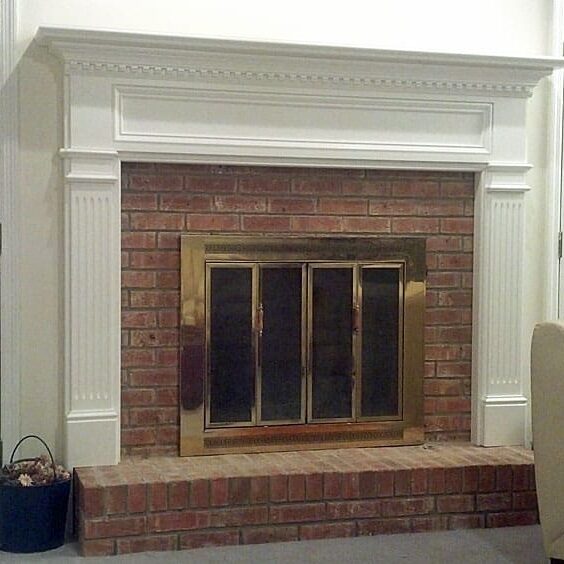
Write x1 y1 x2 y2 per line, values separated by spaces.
259 265 305 424
207 263 307 427
309 265 355 422
358 265 403 420
206 260 405 429
207 265 255 427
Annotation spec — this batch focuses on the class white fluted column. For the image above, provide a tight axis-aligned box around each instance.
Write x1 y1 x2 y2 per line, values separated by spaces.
472 165 529 446
62 149 121 467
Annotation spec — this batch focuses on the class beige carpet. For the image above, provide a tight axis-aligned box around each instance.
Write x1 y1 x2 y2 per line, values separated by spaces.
0 525 547 563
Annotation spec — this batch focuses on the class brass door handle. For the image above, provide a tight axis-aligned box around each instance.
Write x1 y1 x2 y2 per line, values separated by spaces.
352 303 360 333
256 304 264 337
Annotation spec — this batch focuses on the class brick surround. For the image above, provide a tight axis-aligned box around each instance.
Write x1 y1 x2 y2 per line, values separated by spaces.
75 444 537 556
121 164 474 457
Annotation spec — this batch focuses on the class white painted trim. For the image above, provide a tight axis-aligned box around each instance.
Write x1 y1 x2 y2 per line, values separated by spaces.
481 395 529 406
551 0 564 320
114 86 493 155
479 395 529 447
61 149 121 468
118 153 490 172
37 27 563 466
0 0 21 461
471 167 530 446
35 26 564 98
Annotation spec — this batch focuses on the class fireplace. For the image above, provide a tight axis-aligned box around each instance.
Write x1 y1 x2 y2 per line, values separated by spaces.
36 27 561 467
179 235 425 455
121 164 471 457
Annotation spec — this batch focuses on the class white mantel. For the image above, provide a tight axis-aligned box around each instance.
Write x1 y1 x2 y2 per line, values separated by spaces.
36 26 564 468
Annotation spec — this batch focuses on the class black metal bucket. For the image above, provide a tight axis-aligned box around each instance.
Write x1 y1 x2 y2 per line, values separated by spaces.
0 435 71 553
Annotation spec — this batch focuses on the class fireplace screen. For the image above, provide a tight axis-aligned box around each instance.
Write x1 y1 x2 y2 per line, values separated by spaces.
180 236 425 455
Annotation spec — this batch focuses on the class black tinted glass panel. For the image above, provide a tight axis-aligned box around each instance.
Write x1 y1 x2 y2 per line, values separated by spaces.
361 267 400 417
209 267 253 424
311 268 353 419
261 267 302 421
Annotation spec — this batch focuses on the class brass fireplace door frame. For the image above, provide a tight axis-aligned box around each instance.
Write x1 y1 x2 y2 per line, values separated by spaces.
180 235 425 456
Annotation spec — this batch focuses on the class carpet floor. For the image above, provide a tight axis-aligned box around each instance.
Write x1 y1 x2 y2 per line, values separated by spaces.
0 525 548 563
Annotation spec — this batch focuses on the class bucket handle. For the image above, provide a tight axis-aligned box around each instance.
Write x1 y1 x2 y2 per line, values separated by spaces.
9 435 56 480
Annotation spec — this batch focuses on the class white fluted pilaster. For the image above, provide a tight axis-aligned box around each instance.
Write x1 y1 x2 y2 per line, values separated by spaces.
472 165 530 445
62 149 121 467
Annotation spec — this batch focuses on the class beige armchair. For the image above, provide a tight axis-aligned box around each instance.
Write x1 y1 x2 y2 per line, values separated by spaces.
531 321 564 564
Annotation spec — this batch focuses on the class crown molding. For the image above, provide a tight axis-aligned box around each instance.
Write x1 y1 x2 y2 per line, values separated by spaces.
36 26 564 98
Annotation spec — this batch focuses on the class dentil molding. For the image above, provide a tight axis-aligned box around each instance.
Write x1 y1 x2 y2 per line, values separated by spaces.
36 27 564 467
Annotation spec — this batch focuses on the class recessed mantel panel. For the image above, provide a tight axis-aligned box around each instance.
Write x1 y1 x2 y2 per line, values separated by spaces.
115 86 492 156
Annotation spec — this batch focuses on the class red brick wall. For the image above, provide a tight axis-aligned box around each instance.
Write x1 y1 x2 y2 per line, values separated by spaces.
121 164 474 457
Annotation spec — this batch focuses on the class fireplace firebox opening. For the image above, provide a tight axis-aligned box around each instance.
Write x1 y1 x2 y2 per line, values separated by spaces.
180 235 425 455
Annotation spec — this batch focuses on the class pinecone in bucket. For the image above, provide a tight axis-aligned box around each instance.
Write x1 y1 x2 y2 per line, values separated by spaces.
0 455 70 486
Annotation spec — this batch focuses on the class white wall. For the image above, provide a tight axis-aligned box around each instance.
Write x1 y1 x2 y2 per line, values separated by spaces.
12 0 553 459
16 0 551 57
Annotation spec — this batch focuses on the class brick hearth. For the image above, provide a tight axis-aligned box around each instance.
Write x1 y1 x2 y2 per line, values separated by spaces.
75 444 537 556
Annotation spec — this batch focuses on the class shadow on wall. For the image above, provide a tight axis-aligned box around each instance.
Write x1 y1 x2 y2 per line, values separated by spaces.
11 40 66 461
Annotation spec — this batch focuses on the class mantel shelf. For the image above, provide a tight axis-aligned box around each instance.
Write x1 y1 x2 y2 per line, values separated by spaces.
36 26 564 98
